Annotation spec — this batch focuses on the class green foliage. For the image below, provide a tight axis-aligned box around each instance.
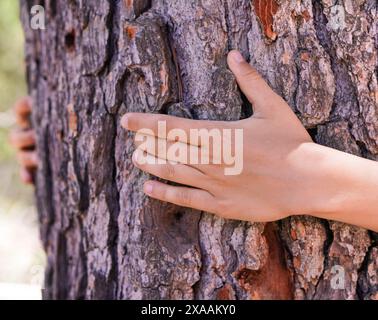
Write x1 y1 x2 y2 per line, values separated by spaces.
0 2 44 287
0 1 30 202
0 0 26 161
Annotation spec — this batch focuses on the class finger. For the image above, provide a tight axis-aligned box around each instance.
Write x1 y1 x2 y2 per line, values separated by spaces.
227 50 280 116
14 97 32 128
134 135 224 176
20 168 34 185
121 113 229 146
133 149 210 189
9 129 36 150
17 150 38 169
143 180 216 212
135 132 222 165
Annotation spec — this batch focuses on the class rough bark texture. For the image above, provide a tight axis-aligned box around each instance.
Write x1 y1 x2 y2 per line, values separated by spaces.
21 0 377 300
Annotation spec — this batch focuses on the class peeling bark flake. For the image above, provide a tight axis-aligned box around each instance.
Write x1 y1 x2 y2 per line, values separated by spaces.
252 0 279 41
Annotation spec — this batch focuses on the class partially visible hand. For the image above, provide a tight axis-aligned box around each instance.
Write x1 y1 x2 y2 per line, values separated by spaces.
121 50 318 222
9 97 38 185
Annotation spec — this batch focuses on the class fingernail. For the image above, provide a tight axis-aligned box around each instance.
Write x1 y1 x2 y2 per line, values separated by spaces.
144 182 153 194
230 51 245 63
121 115 128 128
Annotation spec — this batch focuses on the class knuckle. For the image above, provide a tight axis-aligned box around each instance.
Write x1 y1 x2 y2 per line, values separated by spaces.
243 68 261 82
177 189 191 206
241 66 261 81
162 164 175 179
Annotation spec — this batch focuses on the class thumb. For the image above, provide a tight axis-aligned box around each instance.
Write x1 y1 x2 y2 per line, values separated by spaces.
227 50 278 117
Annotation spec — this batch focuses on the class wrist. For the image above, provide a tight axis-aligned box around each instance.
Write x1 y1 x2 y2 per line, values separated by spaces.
288 142 352 218
294 142 378 226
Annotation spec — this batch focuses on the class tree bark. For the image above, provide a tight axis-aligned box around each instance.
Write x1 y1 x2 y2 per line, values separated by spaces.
21 0 377 300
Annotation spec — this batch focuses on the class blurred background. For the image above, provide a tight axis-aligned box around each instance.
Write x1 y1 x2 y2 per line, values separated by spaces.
0 0 45 299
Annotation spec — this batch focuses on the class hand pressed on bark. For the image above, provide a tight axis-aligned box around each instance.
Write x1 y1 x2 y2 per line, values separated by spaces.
122 50 378 231
9 97 38 184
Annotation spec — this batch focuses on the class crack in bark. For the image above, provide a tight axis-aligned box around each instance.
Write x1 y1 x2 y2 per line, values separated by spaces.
223 0 233 51
109 114 121 299
312 219 334 299
356 242 378 299
192 211 205 299
166 24 183 103
102 0 119 75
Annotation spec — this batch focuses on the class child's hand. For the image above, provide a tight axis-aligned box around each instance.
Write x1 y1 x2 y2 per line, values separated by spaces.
122 51 378 231
9 97 38 185
121 50 318 222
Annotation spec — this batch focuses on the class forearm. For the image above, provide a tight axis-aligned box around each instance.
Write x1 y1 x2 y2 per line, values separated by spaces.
302 143 378 231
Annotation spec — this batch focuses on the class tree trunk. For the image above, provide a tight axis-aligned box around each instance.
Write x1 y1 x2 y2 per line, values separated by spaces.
20 0 377 300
